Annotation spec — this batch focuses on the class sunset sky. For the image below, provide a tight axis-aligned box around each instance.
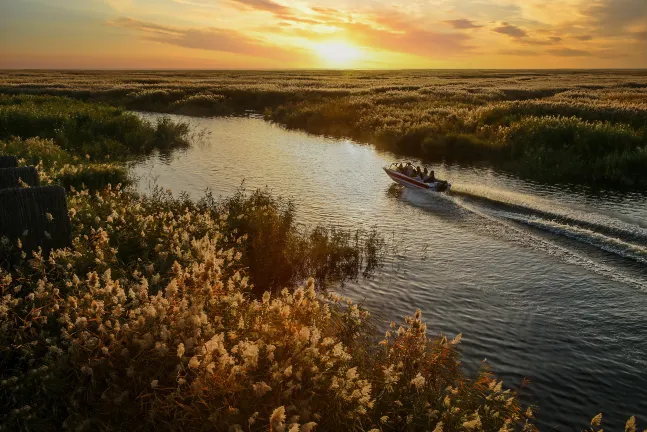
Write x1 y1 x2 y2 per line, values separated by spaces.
1 0 646 69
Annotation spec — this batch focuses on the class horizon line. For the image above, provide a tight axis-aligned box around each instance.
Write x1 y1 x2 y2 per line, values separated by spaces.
3 68 647 72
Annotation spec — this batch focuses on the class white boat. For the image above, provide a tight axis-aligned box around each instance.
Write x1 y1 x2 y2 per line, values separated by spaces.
383 163 451 192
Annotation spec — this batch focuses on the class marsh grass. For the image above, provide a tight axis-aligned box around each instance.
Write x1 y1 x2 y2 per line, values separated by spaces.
0 94 190 159
0 184 537 432
3 70 645 186
210 189 386 294
0 95 191 192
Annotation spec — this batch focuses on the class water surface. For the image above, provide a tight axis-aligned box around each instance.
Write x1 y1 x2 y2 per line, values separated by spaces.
133 114 647 431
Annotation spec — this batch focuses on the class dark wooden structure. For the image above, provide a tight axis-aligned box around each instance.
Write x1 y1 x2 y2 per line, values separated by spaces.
0 186 72 264
0 155 18 168
0 166 41 189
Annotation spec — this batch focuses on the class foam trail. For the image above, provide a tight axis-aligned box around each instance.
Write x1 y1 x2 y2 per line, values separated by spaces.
449 195 647 292
451 185 647 247
502 212 647 265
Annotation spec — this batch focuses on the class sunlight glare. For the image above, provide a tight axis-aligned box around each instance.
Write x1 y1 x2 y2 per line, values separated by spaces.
315 41 362 67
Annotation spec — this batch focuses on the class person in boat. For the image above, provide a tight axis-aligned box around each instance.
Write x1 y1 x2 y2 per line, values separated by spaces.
405 163 414 177
426 170 435 182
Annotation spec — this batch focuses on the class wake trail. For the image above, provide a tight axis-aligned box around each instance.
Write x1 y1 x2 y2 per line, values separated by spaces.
451 187 647 248
450 195 647 292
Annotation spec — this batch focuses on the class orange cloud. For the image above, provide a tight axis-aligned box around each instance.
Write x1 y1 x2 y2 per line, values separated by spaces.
108 17 306 63
493 22 527 38
444 19 483 30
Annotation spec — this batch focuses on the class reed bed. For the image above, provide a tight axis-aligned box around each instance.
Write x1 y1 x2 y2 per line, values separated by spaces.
0 184 537 431
3 70 646 186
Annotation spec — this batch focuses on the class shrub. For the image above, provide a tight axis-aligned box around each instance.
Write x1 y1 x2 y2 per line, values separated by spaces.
0 95 190 159
200 189 385 294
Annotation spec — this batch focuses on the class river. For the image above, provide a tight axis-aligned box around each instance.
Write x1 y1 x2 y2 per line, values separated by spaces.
133 113 647 431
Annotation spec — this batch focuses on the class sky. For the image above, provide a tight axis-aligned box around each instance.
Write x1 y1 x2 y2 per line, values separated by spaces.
1 0 646 69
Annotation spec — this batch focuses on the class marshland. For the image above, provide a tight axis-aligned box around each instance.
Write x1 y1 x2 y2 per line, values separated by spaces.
2 70 647 186
1 71 647 432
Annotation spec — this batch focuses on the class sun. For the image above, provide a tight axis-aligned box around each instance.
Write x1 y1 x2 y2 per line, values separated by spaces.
315 41 363 67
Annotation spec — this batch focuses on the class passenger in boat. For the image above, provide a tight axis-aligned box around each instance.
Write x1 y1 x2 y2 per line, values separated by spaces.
426 170 436 182
405 163 414 177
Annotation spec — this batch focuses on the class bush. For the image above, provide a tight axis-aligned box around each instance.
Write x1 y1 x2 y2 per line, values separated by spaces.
0 95 190 159
200 189 385 294
0 136 72 167
495 116 647 185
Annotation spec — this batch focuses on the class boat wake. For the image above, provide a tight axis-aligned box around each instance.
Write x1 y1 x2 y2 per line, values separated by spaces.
395 184 647 290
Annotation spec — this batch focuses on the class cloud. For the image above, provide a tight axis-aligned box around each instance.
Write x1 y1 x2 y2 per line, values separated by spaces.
520 36 562 45
633 31 647 40
547 48 592 56
228 0 290 15
574 35 593 41
492 22 527 38
499 49 537 56
108 17 300 62
444 19 483 30
271 6 476 59
173 0 321 24
581 0 646 36
344 21 473 58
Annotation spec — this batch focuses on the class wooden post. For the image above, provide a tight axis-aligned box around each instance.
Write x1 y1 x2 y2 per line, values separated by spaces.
0 186 72 264
0 167 41 190
0 155 18 168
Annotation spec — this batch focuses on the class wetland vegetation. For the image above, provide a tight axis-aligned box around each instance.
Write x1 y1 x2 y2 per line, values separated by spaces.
2 70 647 187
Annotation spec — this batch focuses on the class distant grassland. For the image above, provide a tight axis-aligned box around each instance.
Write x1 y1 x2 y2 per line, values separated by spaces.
2 70 647 187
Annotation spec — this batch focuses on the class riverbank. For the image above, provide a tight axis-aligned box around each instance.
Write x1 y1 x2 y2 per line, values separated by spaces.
0 90 546 430
1 70 647 187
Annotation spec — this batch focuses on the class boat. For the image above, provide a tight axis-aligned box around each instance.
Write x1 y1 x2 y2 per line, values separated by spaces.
383 163 451 192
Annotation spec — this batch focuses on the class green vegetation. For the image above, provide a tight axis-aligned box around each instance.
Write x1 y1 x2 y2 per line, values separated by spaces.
1 70 646 186
0 94 190 159
0 94 191 192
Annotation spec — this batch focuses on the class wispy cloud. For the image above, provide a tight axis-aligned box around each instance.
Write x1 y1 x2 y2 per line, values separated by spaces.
493 22 527 38
228 0 290 14
581 0 646 36
108 17 302 62
547 48 592 57
499 49 537 56
521 36 562 45
104 0 132 12
342 21 474 58
444 19 483 30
